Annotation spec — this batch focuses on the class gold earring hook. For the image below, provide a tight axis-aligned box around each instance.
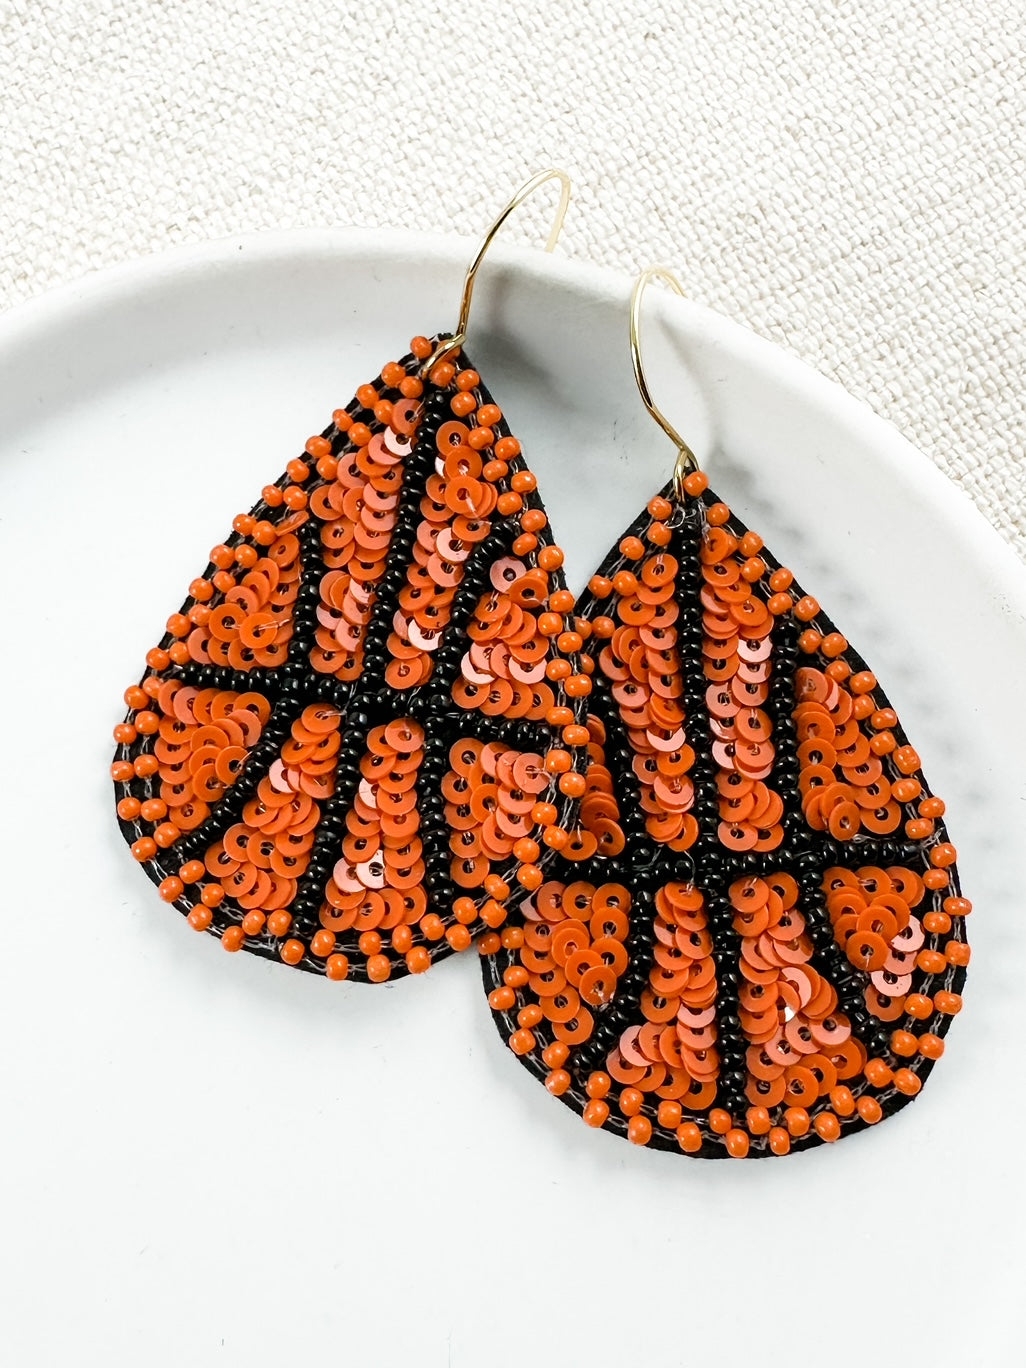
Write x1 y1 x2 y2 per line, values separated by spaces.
630 267 701 499
421 169 572 376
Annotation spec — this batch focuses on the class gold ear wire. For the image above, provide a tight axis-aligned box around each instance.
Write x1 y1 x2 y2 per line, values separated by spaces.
630 267 701 499
421 169 572 376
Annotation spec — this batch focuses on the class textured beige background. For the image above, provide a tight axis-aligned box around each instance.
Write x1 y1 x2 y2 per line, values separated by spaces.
3 0 1024 551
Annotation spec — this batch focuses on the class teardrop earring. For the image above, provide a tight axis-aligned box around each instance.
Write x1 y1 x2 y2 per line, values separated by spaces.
111 171 601 985
481 268 969 1158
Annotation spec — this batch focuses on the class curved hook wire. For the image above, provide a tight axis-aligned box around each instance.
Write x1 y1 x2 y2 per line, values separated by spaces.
421 169 572 375
630 267 701 499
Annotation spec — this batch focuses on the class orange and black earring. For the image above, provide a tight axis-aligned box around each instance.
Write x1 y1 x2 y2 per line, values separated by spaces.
482 268 969 1158
111 171 598 984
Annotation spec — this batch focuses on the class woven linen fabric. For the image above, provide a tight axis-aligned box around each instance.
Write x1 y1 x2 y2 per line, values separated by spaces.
2 0 1024 552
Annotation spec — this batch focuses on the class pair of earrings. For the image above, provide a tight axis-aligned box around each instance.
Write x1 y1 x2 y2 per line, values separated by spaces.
112 170 969 1160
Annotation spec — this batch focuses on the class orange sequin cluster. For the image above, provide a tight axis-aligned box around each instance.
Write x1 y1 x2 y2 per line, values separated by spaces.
730 874 869 1146
699 521 784 853
593 549 698 850
175 518 305 670
452 558 558 719
610 882 720 1111
319 719 428 982
114 684 270 856
443 738 549 901
490 879 632 1057
309 396 418 680
387 414 500 689
795 666 907 839
825 864 964 1029
201 704 340 947
574 715 627 859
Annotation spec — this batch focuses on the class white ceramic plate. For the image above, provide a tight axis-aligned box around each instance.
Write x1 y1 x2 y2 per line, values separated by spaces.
2 232 1024 1367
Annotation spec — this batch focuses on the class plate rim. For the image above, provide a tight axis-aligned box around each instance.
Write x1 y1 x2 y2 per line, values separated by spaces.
3 223 1024 612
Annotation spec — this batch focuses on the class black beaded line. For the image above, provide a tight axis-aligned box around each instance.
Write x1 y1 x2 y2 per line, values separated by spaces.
417 728 463 937
668 510 751 1130
481 478 968 1157
354 386 448 681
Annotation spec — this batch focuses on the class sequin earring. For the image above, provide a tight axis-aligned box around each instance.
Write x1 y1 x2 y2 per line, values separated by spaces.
481 268 969 1158
112 170 602 984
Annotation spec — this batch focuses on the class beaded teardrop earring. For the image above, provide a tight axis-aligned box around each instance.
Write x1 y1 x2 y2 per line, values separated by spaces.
112 171 601 984
481 268 969 1158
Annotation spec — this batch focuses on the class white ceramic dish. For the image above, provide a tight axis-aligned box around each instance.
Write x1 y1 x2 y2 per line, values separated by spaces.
1 231 1024 1367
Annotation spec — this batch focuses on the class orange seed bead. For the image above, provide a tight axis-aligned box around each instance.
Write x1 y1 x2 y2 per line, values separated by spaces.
657 1100 682 1130
857 1096 883 1124
746 1106 771 1135
280 939 305 966
677 1122 703 1152
794 595 820 621
904 993 934 1020
546 1069 571 1096
864 1059 893 1087
583 1099 609 1128
619 1088 644 1117
628 1115 653 1146
725 1128 750 1158
366 954 391 984
542 1041 569 1068
768 1127 791 1155
918 1033 945 1060
813 1112 841 1142
509 1028 536 1055
310 930 336 958
326 953 350 981
893 1068 922 1096
784 1106 810 1137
